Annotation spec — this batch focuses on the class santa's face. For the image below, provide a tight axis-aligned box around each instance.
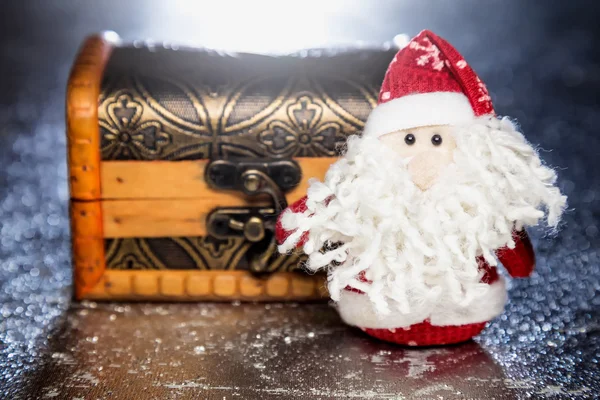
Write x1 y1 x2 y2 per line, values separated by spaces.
378 125 456 190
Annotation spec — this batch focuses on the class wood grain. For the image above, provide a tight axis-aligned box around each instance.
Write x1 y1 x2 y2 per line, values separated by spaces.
67 33 116 200
67 36 336 299
102 198 270 238
67 33 116 299
100 157 333 238
100 157 333 200
83 270 328 301
71 200 106 299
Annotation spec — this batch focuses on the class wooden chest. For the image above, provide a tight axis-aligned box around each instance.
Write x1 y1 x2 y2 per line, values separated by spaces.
67 32 393 301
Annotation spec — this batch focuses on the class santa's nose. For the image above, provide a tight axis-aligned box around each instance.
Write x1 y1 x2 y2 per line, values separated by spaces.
408 151 449 190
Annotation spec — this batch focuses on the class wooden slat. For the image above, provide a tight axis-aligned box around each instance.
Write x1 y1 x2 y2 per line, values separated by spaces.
100 157 333 200
102 197 270 238
71 200 106 298
82 270 328 301
100 157 334 238
67 34 116 201
66 33 117 299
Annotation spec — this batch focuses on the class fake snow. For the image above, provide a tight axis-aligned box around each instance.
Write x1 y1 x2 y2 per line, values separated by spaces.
194 345 206 354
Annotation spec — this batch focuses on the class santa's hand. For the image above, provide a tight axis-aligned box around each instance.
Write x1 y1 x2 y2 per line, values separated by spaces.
276 195 310 250
496 229 536 278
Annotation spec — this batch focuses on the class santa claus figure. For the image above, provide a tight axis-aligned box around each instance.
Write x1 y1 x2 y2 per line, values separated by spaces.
276 30 567 346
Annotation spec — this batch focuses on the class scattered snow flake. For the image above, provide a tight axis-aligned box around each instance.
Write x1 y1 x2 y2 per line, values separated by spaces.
86 336 98 344
194 345 206 354
456 60 467 69
538 385 565 397
412 384 457 396
396 349 448 378
405 353 436 378
43 388 60 398
381 91 391 100
164 381 206 389
566 386 591 395
74 371 100 386
504 378 535 389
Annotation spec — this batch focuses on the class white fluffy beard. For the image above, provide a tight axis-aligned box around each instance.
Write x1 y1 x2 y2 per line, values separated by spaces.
279 116 567 319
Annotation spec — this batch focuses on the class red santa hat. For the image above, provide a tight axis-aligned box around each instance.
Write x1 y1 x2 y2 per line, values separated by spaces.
363 30 495 138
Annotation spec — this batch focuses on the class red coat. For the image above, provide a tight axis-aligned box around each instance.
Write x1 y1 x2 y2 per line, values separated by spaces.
276 195 536 346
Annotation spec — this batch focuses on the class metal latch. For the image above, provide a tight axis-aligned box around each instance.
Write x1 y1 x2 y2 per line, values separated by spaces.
205 159 301 273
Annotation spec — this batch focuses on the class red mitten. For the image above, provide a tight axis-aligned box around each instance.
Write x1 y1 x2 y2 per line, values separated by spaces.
496 229 536 278
275 195 309 248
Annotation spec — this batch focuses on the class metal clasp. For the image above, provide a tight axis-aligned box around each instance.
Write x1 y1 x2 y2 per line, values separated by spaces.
205 159 301 273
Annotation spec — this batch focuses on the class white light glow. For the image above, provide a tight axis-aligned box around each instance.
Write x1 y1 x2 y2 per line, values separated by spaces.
131 0 386 53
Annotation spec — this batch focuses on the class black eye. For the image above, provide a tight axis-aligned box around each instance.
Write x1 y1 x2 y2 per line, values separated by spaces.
431 134 442 146
404 133 415 145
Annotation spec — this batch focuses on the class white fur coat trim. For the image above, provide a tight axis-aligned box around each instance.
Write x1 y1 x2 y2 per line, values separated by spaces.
363 92 475 138
337 277 507 329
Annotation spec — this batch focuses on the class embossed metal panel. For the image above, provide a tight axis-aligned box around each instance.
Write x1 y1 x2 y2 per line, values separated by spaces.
98 47 394 160
98 46 395 271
